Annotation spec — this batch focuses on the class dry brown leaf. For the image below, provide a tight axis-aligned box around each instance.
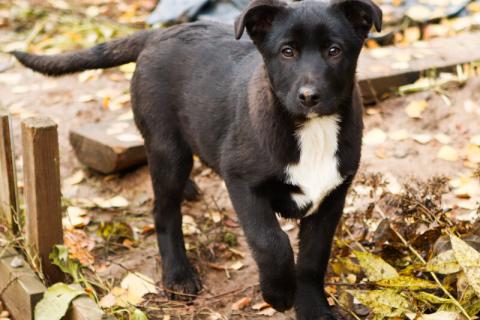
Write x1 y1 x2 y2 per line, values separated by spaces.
231 297 252 311
252 302 271 311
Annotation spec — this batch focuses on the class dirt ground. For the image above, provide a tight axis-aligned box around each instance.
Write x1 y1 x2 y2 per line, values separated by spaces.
1 45 480 319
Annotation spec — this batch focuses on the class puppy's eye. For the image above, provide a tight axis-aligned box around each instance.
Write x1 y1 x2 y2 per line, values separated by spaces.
328 46 342 57
281 46 296 58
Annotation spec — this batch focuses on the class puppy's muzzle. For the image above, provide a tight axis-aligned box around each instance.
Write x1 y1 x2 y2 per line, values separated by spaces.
298 86 321 108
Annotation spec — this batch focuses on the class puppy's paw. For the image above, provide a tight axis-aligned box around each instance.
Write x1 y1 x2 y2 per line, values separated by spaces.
261 279 296 312
163 268 202 301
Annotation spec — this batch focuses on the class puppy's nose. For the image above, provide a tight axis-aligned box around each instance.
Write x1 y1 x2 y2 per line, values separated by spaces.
298 86 320 107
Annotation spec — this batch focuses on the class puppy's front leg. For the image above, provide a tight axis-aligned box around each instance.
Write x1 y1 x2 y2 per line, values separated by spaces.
225 177 296 312
295 182 350 320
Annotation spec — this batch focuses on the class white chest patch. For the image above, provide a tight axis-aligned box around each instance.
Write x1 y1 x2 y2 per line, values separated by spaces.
285 115 344 217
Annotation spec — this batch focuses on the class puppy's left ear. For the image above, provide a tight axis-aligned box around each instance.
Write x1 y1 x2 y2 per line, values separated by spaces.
234 0 286 40
331 0 382 38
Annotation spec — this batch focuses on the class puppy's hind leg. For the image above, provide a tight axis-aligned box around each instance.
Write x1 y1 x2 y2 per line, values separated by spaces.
145 135 202 301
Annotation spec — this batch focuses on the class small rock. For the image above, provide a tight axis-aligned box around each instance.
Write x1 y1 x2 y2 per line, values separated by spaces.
0 310 10 317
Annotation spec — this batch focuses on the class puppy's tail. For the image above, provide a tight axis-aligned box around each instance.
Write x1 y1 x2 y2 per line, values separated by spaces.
10 30 153 76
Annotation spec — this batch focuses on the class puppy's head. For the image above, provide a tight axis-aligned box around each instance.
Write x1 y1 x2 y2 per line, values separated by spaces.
235 0 382 118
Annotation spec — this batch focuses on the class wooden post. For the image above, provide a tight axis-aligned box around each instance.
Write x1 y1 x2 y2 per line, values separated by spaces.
22 117 64 284
0 105 19 235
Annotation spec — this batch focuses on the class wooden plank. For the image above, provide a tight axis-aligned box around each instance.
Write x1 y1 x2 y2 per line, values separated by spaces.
22 117 64 284
0 253 46 320
357 31 480 102
0 105 19 235
69 119 145 174
67 285 114 320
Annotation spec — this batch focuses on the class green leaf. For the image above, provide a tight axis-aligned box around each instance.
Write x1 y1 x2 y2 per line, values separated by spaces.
425 250 461 275
376 276 437 291
49 245 81 282
34 283 85 320
451 235 480 297
348 289 411 318
353 251 399 281
131 308 148 320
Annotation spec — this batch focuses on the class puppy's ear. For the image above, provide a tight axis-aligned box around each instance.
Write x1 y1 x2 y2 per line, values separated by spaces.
332 0 382 38
234 0 286 40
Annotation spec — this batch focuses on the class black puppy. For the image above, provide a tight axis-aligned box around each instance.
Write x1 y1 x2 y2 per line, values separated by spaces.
12 0 381 318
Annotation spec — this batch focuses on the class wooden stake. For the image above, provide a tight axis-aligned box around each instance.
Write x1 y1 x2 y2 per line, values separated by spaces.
0 105 19 235
22 117 64 284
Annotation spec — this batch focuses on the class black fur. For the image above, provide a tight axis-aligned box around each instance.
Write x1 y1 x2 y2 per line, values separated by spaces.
12 1 381 318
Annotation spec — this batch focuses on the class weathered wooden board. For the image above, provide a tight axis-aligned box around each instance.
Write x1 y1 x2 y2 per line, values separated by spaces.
68 285 113 320
0 249 46 320
0 105 19 234
357 31 480 102
22 117 64 284
69 119 145 174
69 32 480 173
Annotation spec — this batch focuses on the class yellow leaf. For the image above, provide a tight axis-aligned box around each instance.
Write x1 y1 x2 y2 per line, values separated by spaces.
353 251 398 281
437 146 459 162
426 250 461 274
376 276 437 290
348 289 411 318
405 100 428 118
451 235 480 298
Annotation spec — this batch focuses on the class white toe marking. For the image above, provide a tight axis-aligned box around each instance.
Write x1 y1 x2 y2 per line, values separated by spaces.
285 115 343 217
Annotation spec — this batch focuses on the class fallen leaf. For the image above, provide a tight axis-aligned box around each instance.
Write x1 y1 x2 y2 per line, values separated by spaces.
437 146 459 162
376 276 437 290
405 100 428 118
451 235 480 297
348 289 411 318
34 283 85 320
182 215 199 236
425 250 461 274
471 135 480 146
121 272 158 305
413 134 432 145
364 128 387 146
63 206 90 229
229 261 245 271
64 229 95 265
232 297 252 310
406 311 461 320
389 129 409 141
64 170 85 185
257 307 276 316
94 196 129 209
252 302 271 311
435 133 452 145
353 251 398 281
467 144 480 163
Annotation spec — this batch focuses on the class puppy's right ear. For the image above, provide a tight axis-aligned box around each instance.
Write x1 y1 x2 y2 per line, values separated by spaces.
234 0 286 40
